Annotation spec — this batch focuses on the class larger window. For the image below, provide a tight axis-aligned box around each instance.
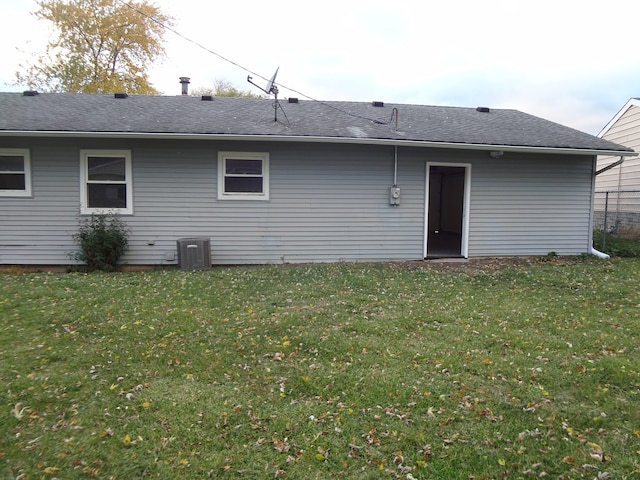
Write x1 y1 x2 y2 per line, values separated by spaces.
80 150 132 214
0 149 31 197
218 152 269 200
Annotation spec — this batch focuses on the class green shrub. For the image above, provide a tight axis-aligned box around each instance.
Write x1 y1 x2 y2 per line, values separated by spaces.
593 229 640 257
71 214 129 271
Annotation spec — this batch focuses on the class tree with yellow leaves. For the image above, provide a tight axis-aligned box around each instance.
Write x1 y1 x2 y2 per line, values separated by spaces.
16 0 173 94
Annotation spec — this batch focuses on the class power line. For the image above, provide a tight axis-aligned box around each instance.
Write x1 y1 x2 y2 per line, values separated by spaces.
118 0 394 126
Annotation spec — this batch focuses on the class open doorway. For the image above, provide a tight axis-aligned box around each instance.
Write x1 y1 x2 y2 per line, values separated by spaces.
425 164 469 258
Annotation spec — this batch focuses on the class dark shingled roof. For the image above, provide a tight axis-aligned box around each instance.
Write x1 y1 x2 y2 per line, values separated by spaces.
0 92 633 155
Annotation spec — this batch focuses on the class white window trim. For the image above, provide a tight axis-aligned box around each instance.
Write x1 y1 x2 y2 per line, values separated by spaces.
218 151 270 200
80 149 133 215
0 148 32 197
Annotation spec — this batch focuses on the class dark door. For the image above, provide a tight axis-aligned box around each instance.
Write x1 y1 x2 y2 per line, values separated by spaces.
426 165 465 258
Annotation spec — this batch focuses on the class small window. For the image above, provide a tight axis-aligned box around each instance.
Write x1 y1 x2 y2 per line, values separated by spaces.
0 149 31 197
80 150 132 214
218 152 269 200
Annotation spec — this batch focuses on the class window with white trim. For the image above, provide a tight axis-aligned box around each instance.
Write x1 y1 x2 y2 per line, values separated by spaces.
218 152 269 200
80 150 133 214
0 149 31 197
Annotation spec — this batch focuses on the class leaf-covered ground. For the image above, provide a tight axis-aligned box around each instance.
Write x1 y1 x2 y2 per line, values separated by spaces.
1 257 639 479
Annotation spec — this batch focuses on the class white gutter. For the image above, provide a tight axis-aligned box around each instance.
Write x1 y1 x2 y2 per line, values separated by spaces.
0 130 636 157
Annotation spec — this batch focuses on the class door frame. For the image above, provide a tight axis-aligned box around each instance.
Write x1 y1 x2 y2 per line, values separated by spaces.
423 162 471 258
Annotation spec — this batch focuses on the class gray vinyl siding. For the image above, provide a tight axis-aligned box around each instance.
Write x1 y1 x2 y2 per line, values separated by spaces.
0 139 427 265
0 140 80 264
417 149 593 257
468 154 593 256
124 141 427 265
0 137 596 265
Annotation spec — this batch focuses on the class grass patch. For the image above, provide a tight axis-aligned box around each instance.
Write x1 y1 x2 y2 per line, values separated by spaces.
2 258 640 479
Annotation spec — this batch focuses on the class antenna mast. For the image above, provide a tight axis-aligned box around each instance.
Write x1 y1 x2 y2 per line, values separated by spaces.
247 67 280 122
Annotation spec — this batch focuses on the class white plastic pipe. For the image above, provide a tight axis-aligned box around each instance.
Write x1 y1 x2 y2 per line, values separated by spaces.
590 247 610 259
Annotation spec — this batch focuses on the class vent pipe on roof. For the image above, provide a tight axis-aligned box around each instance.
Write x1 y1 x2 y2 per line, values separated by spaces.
23 90 39 96
476 106 490 113
179 77 190 96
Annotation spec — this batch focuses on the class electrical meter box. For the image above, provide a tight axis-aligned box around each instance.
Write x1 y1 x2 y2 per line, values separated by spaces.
389 186 401 206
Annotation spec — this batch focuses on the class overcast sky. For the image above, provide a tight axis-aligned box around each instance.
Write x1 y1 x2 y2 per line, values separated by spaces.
2 0 639 135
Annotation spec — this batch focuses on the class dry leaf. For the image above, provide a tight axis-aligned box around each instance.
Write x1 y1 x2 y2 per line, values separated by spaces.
11 403 28 420
589 448 607 462
273 437 290 453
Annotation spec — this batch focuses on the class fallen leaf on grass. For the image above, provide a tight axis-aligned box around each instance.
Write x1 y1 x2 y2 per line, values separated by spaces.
347 443 361 458
315 446 329 461
589 447 611 462
273 437 290 453
82 466 101 477
11 403 28 420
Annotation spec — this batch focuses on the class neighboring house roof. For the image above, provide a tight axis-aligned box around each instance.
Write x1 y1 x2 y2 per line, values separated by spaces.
0 91 634 156
598 97 640 138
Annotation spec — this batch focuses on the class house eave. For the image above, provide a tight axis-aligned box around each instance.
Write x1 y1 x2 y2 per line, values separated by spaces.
0 130 635 157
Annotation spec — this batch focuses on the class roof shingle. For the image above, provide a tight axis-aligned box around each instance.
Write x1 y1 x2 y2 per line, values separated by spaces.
0 92 633 154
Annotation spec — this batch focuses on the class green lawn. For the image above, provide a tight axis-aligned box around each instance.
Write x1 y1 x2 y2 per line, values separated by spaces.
1 258 639 479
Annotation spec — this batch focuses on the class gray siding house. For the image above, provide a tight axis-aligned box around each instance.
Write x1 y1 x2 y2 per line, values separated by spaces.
0 91 634 266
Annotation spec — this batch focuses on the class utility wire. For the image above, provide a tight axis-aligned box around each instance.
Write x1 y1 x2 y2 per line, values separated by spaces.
118 0 395 126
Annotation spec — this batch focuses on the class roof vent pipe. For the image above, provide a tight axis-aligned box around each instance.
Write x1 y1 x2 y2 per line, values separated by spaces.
179 77 190 96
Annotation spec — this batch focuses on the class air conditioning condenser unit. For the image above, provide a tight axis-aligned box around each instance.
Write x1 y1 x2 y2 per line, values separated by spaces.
177 237 211 270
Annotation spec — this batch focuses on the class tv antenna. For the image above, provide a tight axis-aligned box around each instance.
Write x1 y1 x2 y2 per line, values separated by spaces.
247 67 284 122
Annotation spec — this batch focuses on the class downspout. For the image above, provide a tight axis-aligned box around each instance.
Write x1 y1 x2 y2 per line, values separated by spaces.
591 155 625 259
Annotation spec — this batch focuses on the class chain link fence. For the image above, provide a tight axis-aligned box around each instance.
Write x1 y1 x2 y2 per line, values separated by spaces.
594 190 640 248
